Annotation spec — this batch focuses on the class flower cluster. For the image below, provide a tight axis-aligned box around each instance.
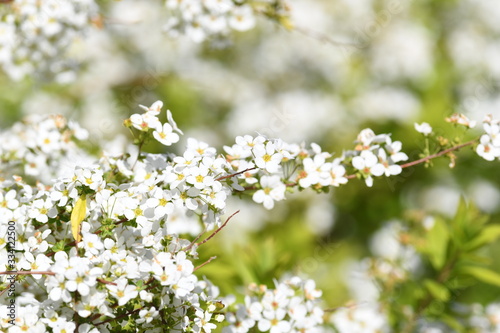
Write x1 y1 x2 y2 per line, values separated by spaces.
163 0 257 43
223 128 408 209
0 114 90 183
223 277 324 333
330 303 390 333
0 172 224 332
346 129 408 187
163 0 290 43
4 100 497 332
125 100 183 146
468 302 500 332
476 115 500 161
0 102 332 331
0 0 98 81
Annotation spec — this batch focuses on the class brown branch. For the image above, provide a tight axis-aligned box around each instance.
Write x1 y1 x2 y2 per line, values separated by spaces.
0 271 55 276
197 210 240 247
185 226 207 252
293 25 361 47
93 308 141 326
399 139 477 169
97 278 117 286
346 138 479 180
0 287 9 298
194 256 217 271
215 168 257 182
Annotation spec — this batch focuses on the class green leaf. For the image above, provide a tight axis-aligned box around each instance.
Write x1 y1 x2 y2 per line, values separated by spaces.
459 265 500 287
451 197 469 230
441 314 466 332
424 279 450 302
426 217 450 270
466 225 500 251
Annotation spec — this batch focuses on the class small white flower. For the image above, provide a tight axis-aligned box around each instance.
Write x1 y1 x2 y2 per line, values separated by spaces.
446 113 476 128
229 5 255 31
352 151 385 187
107 279 139 306
167 109 184 135
477 134 500 161
153 123 180 146
194 309 218 333
252 176 286 210
253 142 283 173
139 100 163 115
414 122 432 136
186 165 215 190
137 307 159 324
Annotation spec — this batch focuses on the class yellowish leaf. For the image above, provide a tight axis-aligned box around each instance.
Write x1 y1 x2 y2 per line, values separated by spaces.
71 195 87 243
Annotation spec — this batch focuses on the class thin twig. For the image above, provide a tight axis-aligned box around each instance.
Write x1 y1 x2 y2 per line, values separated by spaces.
97 278 117 286
197 210 240 247
345 138 479 180
94 308 141 326
185 226 207 252
293 25 361 48
0 286 10 298
323 301 368 312
399 139 477 169
215 168 256 182
0 271 55 276
194 256 217 271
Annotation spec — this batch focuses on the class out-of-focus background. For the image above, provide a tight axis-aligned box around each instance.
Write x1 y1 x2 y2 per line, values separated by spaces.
1 0 500 315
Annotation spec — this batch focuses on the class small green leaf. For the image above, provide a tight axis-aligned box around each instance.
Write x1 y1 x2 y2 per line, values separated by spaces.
441 314 466 332
424 279 450 302
466 225 500 250
426 217 450 270
460 266 500 287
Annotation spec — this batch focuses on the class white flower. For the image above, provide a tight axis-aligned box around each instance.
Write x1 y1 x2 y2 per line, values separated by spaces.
28 198 57 223
18 253 53 280
377 149 403 177
331 304 389 333
445 113 476 128
76 167 104 191
477 134 500 161
252 176 286 209
81 232 104 256
46 274 72 303
139 100 163 115
352 151 385 187
130 111 161 131
253 142 283 173
145 187 174 219
187 138 217 157
137 307 159 324
186 165 215 190
321 161 348 187
229 5 255 31
257 310 290 333
356 128 389 149
385 139 408 163
153 123 180 146
299 155 326 188
483 121 500 147
107 279 139 306
194 309 218 333
414 122 432 136
167 109 184 135
0 189 19 210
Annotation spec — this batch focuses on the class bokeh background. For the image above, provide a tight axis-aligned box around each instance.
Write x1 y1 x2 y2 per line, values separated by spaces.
1 0 500 318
